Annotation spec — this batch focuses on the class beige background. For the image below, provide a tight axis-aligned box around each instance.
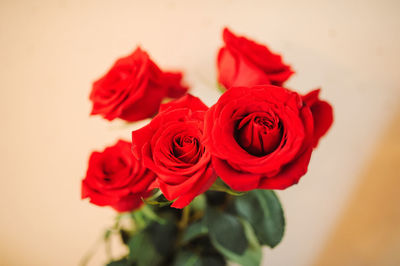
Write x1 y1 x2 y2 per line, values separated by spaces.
1 0 400 265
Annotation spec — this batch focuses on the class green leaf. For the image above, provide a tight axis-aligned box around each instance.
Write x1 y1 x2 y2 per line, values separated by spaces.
173 250 226 266
205 207 248 255
146 221 177 256
201 256 226 266
214 219 262 266
190 194 206 211
128 230 161 266
173 250 202 266
234 190 285 248
182 220 208 244
105 257 131 266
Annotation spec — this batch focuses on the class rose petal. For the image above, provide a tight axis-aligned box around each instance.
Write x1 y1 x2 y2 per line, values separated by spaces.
303 89 334 147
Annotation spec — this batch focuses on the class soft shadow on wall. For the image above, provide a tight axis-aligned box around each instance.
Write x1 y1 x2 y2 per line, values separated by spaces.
314 103 400 266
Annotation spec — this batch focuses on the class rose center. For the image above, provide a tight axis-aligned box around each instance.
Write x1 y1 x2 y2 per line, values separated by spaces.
236 111 282 156
102 157 126 182
173 135 201 164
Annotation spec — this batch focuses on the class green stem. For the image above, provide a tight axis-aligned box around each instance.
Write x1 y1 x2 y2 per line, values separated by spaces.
132 212 146 229
105 234 112 260
178 205 191 230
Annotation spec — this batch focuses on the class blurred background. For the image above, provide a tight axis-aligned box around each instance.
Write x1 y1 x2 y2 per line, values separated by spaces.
1 0 399 265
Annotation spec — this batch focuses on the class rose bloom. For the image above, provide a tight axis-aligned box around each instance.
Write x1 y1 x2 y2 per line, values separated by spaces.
81 140 155 212
204 85 333 191
217 28 293 90
132 95 216 208
90 47 188 122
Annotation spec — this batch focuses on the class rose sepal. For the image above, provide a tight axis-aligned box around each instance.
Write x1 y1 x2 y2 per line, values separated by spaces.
209 178 247 196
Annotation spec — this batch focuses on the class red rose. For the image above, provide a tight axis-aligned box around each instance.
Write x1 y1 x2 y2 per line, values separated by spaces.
132 95 216 208
81 140 155 212
204 85 333 191
90 47 188 122
217 28 293 89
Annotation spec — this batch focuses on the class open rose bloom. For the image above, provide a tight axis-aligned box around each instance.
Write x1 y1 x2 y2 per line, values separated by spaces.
81 140 155 212
132 95 216 208
205 85 332 191
89 47 188 122
82 28 333 266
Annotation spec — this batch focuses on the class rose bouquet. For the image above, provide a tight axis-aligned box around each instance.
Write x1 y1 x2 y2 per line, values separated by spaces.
81 28 333 266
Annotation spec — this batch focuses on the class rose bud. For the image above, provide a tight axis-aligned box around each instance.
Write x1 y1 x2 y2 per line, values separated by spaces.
81 140 156 212
204 85 333 191
132 95 216 208
90 47 189 122
217 28 293 90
